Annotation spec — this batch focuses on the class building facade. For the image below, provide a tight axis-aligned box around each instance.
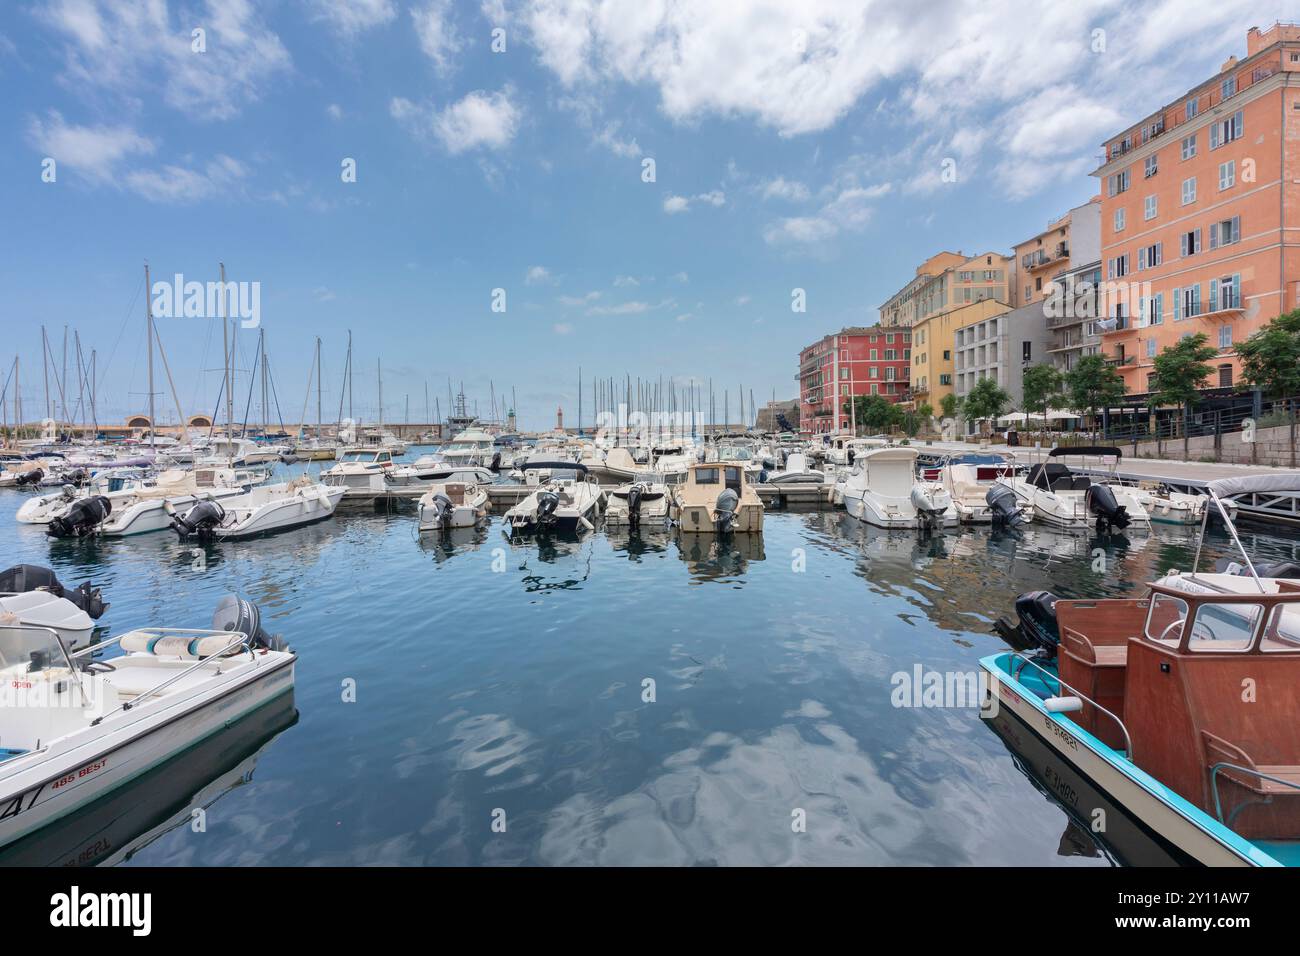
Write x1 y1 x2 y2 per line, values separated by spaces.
954 301 1052 423
879 251 1012 328
1011 198 1101 308
798 326 911 435
1044 260 1105 373
911 299 1008 410
1093 23 1300 398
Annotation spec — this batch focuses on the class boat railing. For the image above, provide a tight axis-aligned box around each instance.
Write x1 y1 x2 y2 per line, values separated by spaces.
1209 762 1300 827
1009 652 1135 758
82 629 255 724
0 623 89 709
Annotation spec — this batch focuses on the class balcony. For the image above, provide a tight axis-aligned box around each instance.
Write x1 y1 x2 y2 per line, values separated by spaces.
1104 355 1136 367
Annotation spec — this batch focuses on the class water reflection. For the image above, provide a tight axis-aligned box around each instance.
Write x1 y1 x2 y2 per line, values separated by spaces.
416 525 489 563
674 532 765 583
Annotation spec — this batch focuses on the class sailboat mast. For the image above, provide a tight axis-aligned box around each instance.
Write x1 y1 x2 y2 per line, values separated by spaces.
316 337 323 439
377 357 383 427
220 262 233 435
144 265 155 449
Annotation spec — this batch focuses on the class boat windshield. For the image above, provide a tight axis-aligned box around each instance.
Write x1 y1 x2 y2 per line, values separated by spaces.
1145 591 1300 652
719 447 751 460
343 452 378 463
0 624 69 673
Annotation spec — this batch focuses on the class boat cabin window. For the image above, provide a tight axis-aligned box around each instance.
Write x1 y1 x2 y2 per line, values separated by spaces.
724 466 742 489
1260 603 1300 652
1145 592 1266 651
694 467 720 485
1145 593 1190 646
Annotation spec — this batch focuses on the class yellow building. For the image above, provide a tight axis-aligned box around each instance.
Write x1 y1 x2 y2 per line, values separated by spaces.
880 251 1013 328
911 299 1011 410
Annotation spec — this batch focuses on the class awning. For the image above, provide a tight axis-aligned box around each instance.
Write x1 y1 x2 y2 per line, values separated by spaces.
998 408 1078 423
1207 473 1300 497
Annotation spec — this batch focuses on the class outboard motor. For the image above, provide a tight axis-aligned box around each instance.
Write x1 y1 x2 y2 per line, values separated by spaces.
986 484 1024 529
1014 590 1062 657
211 594 286 652
46 495 111 538
15 468 43 487
1085 484 1130 532
714 488 739 533
626 482 646 531
63 468 90 487
170 499 226 541
1222 560 1300 579
490 451 502 472
0 564 108 619
424 493 454 531
279 452 299 465
535 490 561 526
909 485 949 532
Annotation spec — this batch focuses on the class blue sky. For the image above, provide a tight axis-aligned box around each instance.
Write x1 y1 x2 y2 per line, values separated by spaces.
0 0 1277 431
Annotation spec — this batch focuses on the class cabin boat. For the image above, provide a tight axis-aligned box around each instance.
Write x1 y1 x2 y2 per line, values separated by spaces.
765 452 825 485
387 454 495 489
438 428 499 470
996 446 1149 532
292 438 339 461
0 594 295 850
930 453 1026 525
322 449 396 494
417 482 489 532
986 474 1300 866
503 462 605 535
1122 480 1236 526
670 462 763 534
841 447 954 530
168 478 345 540
195 436 261 467
605 477 671 530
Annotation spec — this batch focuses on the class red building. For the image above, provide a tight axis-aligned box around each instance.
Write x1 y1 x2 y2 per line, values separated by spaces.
797 325 911 436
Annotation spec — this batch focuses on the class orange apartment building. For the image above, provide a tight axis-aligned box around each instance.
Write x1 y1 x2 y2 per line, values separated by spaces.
1094 23 1300 398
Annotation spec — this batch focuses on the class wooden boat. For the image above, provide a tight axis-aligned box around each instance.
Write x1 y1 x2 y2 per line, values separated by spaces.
983 472 1300 865
669 462 763 533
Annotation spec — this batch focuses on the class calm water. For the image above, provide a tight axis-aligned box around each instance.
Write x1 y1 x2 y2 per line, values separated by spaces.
4 453 1300 866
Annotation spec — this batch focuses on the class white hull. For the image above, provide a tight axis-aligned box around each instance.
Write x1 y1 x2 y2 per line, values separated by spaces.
842 488 957 529
100 489 244 536
211 483 345 539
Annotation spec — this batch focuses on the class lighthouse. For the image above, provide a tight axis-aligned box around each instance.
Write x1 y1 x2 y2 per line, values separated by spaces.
556 406 564 432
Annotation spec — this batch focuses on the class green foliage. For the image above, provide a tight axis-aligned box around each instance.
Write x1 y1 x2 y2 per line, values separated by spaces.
939 393 959 420
962 376 1012 423
1151 332 1218 410
852 394 903 432
1064 354 1126 424
1021 363 1062 428
1237 309 1300 398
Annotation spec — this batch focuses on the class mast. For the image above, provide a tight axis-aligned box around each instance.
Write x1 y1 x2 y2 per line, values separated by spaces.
220 262 233 435
377 357 383 428
316 336 323 439
145 265 155 449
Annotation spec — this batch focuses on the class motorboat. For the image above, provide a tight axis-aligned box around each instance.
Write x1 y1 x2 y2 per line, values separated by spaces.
841 447 954 530
195 435 261 467
431 427 497 469
0 593 295 851
986 473 1300 866
995 446 1149 532
1121 480 1236 526
670 461 763 533
0 564 108 651
931 453 1026 525
322 448 396 495
168 477 345 540
605 476 671 530
765 452 824 485
387 454 495 489
417 482 489 532
502 462 605 535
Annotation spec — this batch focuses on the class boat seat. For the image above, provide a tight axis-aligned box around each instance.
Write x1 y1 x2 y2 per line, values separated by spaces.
1201 732 1300 795
1059 627 1128 751
1071 476 1092 491
1050 477 1074 492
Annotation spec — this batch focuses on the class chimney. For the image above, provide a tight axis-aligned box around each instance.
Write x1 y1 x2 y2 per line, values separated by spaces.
1220 54 1239 74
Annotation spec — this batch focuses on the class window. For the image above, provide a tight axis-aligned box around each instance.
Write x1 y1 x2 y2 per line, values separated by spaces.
1186 97 1199 120
939 374 951 386
839 367 848 379
869 349 878 360
1180 133 1196 160
1175 284 1201 320
1181 177 1196 205
1146 292 1163 326
884 349 897 360
942 350 951 361
1146 338 1156 358
869 366 879 378
885 367 896 381
1208 216 1241 249
1210 273 1242 311
1107 169 1130 196
1221 75 1237 99
1035 277 1042 291
1144 195 1158 220
1137 242 1162 270
886 333 895 344
1180 228 1201 257
1144 155 1158 178
1022 341 1032 362
1209 110 1243 149
1146 593 1190 646
1218 160 1235 190
1218 324 1232 349
1108 254 1130 279
840 384 849 395
1219 364 1233 388
1114 208 1126 232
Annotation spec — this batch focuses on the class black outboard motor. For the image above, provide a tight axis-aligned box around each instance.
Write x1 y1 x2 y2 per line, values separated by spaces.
986 484 1024 529
626 483 645 531
279 452 299 465
211 594 286 652
15 468 43 487
0 564 108 619
1222 559 1300 579
1015 590 1061 657
490 451 502 472
1085 484 1130 532
424 493 454 531
65 468 90 486
170 499 226 541
47 495 111 538
714 488 740 533
535 490 561 526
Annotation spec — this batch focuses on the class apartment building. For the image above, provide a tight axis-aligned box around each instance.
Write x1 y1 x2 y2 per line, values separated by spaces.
1093 22 1300 398
879 252 1012 328
1044 259 1105 373
911 299 1008 410
954 301 1052 423
1011 198 1102 307
797 325 911 436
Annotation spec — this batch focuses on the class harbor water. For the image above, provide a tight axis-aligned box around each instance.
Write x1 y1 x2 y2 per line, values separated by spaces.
4 453 1298 866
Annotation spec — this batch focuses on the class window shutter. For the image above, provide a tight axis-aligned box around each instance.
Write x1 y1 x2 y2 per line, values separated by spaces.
1210 278 1219 312
1107 258 1114 279
1180 232 1187 256
1231 216 1240 243
1173 287 1182 321
1234 110 1243 138
1210 123 1219 148
1137 248 1145 270
1155 293 1163 323
1193 283 1201 314
1209 223 1219 249
1195 227 1201 252
1155 242 1162 265
1233 272 1242 309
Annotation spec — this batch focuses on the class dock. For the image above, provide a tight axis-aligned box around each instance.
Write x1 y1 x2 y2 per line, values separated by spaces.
335 482 834 511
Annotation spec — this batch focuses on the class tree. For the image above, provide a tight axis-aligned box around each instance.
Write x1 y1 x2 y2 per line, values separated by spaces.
1237 308 1300 467
914 402 934 435
1064 354 1126 436
850 394 902 434
1021 363 1063 433
962 377 1012 433
1151 332 1219 461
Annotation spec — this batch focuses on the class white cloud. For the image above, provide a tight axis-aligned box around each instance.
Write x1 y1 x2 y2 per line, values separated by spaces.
27 111 155 183
761 177 810 202
663 195 689 214
675 313 692 322
587 300 651 316
735 295 751 306
40 0 290 121
558 291 601 306
122 154 250 204
662 190 725 214
326 103 344 120
672 272 689 283
307 0 397 36
411 0 463 74
761 181 889 246
613 275 639 287
593 122 640 158
313 286 337 302
391 87 521 154
763 216 839 245
553 322 574 335
525 265 553 284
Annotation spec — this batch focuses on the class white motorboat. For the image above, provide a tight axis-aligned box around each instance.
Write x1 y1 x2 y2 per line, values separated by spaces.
0 594 295 850
387 454 495 488
168 478 345 540
322 448 396 495
995 446 1150 532
417 482 489 532
931 453 1027 525
841 446 955 530
605 477 672 530
195 435 261 467
503 462 605 535
1121 480 1236 526
438 427 500 470
765 452 824 485
0 592 95 650
670 461 764 533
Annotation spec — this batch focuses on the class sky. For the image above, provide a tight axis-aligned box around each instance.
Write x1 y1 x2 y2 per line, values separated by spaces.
0 0 1285 432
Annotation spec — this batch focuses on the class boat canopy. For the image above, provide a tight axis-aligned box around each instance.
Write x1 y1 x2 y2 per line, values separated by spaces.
519 460 588 473
1047 446 1122 458
1207 472 1300 497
